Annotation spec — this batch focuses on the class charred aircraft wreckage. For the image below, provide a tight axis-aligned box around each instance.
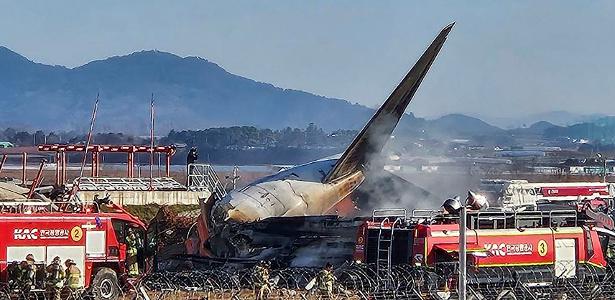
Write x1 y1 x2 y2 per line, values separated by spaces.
191 23 454 267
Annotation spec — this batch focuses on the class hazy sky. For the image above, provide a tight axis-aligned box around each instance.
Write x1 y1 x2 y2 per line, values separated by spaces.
2 1 615 120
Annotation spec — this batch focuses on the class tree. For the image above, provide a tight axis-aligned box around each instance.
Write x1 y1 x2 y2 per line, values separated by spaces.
13 131 32 146
34 130 45 145
46 132 61 144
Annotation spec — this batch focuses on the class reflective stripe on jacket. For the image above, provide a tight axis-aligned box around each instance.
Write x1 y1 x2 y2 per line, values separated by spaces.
66 266 81 289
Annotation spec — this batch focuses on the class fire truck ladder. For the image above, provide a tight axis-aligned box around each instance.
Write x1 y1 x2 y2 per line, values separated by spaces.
373 209 406 289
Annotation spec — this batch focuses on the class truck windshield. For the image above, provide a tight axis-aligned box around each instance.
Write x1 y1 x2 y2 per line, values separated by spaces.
111 219 144 244
112 219 128 243
112 218 147 272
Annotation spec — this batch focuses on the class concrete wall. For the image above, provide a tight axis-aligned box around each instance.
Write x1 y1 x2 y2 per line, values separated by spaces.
77 190 210 205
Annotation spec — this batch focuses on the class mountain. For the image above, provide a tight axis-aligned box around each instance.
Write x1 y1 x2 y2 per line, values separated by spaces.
1 46 515 139
1 47 395 133
508 121 558 135
592 116 615 127
540 116 615 144
479 111 607 129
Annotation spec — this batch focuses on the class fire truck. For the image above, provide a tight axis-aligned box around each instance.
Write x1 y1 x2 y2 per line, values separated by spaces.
0 199 148 300
352 203 615 298
479 179 615 208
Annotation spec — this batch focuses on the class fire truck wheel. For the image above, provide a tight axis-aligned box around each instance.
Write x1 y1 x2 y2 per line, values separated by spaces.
91 268 120 300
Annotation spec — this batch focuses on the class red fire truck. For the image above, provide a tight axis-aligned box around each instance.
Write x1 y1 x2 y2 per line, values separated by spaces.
0 200 148 300
479 179 615 208
353 206 615 297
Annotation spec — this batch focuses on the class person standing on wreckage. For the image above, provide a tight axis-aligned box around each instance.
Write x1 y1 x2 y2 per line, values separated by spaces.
186 147 199 186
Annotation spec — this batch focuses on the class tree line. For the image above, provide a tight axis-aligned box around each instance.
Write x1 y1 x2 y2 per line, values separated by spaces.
0 124 358 165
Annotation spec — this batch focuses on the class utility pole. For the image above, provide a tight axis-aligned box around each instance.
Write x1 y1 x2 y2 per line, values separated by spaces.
597 153 607 183
458 204 467 300
70 94 99 200
149 94 155 191
604 156 608 183
604 158 608 183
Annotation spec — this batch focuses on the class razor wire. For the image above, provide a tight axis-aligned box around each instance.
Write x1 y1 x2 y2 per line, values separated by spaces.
4 263 615 300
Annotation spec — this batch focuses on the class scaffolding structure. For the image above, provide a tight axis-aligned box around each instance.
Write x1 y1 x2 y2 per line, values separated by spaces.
37 144 177 185
186 163 227 197
74 177 186 191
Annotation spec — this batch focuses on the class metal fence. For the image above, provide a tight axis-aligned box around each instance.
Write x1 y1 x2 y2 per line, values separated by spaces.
3 263 615 299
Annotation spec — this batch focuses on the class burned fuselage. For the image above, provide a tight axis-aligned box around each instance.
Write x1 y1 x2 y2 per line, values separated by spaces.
211 158 364 224
206 159 365 266
208 214 367 267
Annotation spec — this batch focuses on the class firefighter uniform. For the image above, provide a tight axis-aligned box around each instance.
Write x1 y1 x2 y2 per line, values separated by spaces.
15 260 35 292
64 259 82 290
316 263 335 298
252 261 271 300
7 261 20 289
46 256 65 300
14 254 37 292
125 228 140 277
608 244 615 259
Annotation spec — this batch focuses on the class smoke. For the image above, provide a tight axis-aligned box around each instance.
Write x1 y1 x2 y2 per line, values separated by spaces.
352 116 482 213
289 238 354 268
354 155 443 213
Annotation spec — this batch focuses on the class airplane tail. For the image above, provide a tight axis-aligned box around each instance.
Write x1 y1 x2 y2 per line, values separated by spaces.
324 23 454 183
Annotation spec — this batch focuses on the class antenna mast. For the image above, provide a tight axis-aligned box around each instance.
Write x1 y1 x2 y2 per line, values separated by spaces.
149 94 155 190
70 94 99 200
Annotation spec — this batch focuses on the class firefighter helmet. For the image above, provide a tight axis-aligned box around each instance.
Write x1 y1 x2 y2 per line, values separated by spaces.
324 262 333 270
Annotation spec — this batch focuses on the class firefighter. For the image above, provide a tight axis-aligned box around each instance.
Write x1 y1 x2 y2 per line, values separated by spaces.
186 147 198 186
7 261 20 289
25 253 37 278
64 259 82 290
45 256 64 300
316 263 335 299
20 254 37 289
15 260 35 292
608 243 615 260
125 227 140 277
187 147 199 165
251 260 271 300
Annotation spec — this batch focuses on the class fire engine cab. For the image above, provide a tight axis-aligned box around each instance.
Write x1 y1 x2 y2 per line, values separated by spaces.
0 200 147 300
353 203 615 296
